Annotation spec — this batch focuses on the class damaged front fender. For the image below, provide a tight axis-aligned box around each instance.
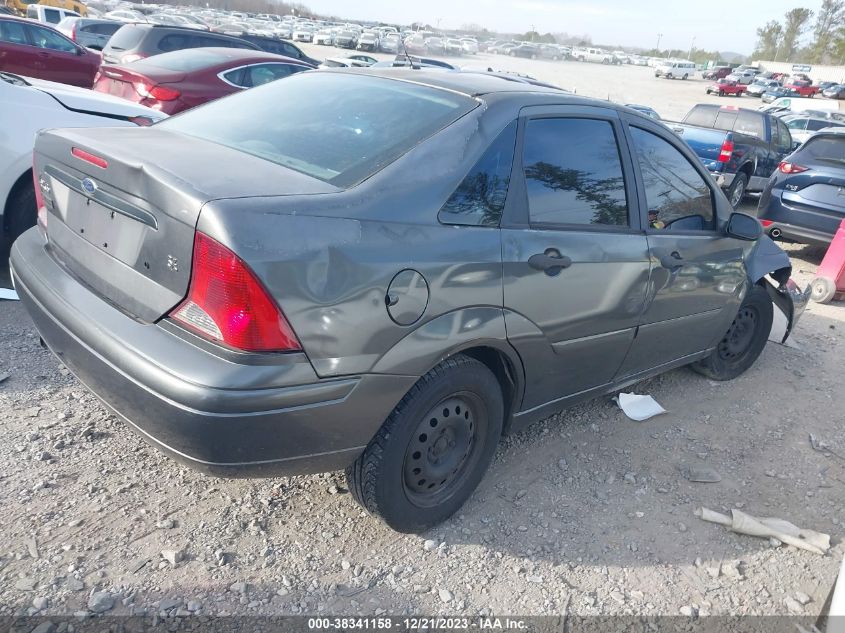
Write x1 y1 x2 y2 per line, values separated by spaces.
746 235 810 344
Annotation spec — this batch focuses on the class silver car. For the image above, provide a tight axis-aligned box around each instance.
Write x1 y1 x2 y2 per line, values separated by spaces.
55 17 122 51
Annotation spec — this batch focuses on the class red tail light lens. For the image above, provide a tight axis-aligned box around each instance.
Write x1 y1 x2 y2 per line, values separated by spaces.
778 162 808 174
33 163 47 233
760 219 773 227
134 82 180 101
170 232 301 353
718 139 734 163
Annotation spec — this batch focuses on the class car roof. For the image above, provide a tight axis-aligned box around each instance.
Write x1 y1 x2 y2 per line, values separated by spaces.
132 46 304 66
328 68 566 96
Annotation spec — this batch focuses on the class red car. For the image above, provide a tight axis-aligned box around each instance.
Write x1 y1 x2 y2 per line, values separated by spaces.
706 79 746 96
93 47 313 114
0 15 101 88
785 81 820 97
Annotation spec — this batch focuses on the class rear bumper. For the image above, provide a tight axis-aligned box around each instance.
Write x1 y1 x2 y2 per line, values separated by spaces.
10 229 416 477
759 195 838 246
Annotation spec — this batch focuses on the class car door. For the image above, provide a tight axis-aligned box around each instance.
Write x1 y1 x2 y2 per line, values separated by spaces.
615 116 746 378
0 19 36 77
24 23 89 86
501 105 651 412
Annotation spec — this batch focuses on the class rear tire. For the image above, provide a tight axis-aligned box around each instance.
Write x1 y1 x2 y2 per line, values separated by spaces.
691 285 773 381
811 277 837 303
682 73 688 80
6 180 37 245
727 172 747 208
346 355 504 533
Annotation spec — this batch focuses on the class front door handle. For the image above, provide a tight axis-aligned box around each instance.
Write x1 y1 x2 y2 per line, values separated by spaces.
528 249 572 275
658 251 684 270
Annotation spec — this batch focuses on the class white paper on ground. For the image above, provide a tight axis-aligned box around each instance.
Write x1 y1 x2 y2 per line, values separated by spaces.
768 303 801 350
0 288 19 301
613 392 667 422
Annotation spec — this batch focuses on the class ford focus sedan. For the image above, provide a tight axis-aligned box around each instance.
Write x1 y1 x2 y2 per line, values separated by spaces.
11 69 808 533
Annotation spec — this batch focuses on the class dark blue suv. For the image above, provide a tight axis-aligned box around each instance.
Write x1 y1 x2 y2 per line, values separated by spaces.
758 128 845 245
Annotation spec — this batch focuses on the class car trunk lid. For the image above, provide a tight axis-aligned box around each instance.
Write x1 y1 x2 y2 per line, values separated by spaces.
34 126 338 323
94 64 186 103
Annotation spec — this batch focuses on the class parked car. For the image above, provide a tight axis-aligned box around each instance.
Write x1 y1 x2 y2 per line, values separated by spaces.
347 53 378 65
334 29 358 49
25 4 80 25
380 32 400 53
313 28 334 46
706 79 746 96
291 27 313 43
489 41 516 55
655 60 696 79
823 84 845 99
670 104 795 207
402 34 426 55
781 114 845 145
625 104 661 120
101 24 258 65
785 81 821 98
0 15 101 88
93 47 311 115
356 31 378 51
758 128 845 251
318 57 372 68
702 66 732 80
103 9 147 23
238 34 318 66
371 55 459 70
816 81 838 92
444 38 463 56
726 70 757 85
13 70 807 533
761 86 801 104
537 44 564 60
55 17 121 50
746 79 780 97
0 70 165 265
509 43 539 59
424 36 445 54
460 38 478 55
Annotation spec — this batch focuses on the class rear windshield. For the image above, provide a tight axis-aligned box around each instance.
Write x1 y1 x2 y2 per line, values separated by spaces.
160 73 476 187
132 48 229 72
797 136 845 163
683 106 764 138
106 24 145 50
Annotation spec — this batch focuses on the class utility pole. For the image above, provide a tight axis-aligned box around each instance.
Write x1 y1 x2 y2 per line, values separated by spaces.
656 33 663 51
688 36 696 61
530 24 535 42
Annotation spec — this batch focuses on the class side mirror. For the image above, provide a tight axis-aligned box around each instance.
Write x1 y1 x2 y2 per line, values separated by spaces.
725 212 763 241
792 140 801 150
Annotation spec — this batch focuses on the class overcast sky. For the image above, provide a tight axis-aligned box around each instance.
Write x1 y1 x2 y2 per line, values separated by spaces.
302 0 820 53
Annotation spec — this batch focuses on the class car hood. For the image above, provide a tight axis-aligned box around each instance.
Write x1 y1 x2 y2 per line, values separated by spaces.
26 76 167 121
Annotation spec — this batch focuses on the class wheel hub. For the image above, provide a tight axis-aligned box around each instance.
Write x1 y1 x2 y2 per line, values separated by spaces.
718 306 758 360
403 396 476 501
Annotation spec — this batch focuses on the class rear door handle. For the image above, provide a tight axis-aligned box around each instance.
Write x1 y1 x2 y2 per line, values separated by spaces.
658 251 684 270
528 249 572 275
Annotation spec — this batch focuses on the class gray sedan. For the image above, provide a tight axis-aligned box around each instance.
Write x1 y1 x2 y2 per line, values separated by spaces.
12 69 808 533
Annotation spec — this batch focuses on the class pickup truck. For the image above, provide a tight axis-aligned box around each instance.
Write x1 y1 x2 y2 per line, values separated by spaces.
785 81 821 97
668 104 795 208
706 79 746 96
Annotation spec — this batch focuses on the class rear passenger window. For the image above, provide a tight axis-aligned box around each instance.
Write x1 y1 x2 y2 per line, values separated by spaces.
630 127 715 231
522 118 628 227
734 111 764 138
439 121 516 227
0 20 28 45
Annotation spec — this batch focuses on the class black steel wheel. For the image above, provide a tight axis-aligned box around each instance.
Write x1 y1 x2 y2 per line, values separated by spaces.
346 355 504 533
692 284 773 381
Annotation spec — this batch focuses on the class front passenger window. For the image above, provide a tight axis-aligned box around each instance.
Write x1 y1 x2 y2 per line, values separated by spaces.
630 127 715 231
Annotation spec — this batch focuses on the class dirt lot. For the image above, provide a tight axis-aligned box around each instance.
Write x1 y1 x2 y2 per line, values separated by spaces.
0 49 844 620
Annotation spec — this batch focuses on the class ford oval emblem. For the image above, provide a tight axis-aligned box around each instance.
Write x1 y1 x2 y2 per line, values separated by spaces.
81 178 98 196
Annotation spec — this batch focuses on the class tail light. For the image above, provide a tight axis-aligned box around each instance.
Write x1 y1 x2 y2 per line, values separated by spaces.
33 164 48 233
718 139 734 162
170 232 301 353
134 82 180 101
120 53 145 64
70 22 77 41
779 162 808 174
760 219 773 227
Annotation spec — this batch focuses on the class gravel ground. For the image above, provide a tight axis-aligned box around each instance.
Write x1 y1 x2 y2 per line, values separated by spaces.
0 49 843 620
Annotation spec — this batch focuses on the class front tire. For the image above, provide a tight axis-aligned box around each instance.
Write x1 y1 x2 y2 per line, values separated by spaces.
727 172 747 208
691 285 773 381
346 355 504 533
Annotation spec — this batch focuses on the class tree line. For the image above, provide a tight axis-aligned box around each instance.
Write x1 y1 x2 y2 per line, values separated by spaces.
752 0 845 64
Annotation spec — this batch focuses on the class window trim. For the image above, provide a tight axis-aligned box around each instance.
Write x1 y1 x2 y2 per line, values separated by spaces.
501 105 643 233
218 62 307 88
622 116 721 235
